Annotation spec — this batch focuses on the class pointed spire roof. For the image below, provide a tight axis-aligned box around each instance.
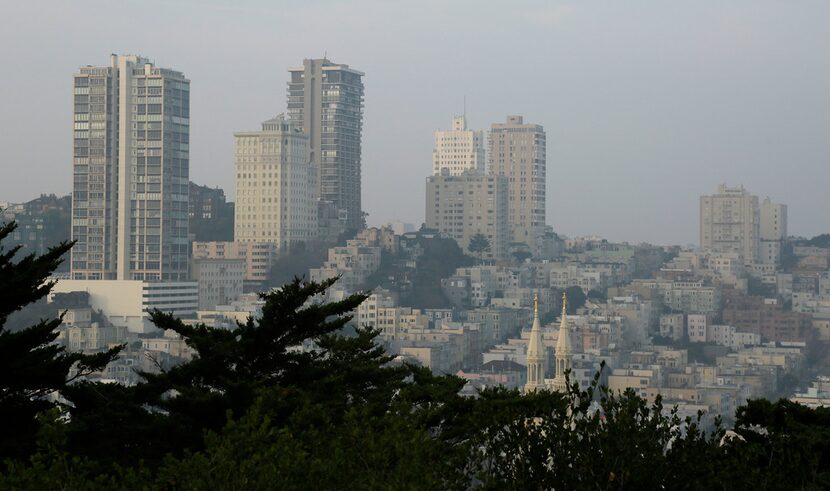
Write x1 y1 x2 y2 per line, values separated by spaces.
555 291 572 355
527 292 544 359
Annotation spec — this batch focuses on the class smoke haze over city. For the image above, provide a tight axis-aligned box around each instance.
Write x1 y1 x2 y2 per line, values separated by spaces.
2 0 829 245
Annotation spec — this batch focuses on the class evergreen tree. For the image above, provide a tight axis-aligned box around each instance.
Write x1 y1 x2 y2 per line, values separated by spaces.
0 220 120 461
468 233 491 261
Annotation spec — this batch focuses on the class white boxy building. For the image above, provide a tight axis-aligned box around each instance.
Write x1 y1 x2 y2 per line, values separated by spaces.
51 279 198 334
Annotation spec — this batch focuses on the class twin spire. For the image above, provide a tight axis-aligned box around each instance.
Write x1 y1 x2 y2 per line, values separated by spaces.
526 290 571 393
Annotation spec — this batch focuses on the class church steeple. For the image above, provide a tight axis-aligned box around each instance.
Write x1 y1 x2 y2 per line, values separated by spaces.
525 292 546 393
552 291 572 392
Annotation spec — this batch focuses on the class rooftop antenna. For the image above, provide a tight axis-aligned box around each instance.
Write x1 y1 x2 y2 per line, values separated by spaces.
463 94 467 120
323 50 327 61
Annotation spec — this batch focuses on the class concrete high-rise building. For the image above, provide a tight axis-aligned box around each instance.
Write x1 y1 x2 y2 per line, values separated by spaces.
759 198 788 266
234 115 317 251
71 55 190 281
287 59 364 229
425 170 509 260
699 184 760 266
488 116 546 255
432 115 485 176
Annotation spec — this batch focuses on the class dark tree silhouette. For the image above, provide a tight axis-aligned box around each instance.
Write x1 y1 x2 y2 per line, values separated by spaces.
0 220 120 461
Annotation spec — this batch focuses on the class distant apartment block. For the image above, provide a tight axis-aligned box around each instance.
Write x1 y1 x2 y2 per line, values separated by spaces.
722 293 812 342
659 313 685 341
309 240 381 295
192 241 277 290
699 184 759 266
71 55 190 281
488 116 546 255
759 198 787 266
234 115 317 251
287 58 364 229
432 115 485 176
192 257 245 310
189 183 227 220
425 171 509 260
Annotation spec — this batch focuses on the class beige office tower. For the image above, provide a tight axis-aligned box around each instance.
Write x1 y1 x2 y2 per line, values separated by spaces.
759 198 787 265
287 59 364 230
234 115 317 251
71 55 190 281
425 171 508 260
699 184 760 265
432 115 485 176
488 116 546 255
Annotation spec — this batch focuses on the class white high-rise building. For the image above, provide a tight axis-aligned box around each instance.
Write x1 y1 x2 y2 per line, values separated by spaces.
234 115 317 251
699 184 760 266
488 116 547 255
432 115 485 176
71 55 190 281
759 198 788 266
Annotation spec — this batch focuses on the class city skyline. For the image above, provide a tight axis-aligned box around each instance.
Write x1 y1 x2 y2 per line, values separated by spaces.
2 1 830 245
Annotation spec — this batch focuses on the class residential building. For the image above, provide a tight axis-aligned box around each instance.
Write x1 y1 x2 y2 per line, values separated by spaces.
659 313 685 341
234 115 317 251
309 240 381 295
51 279 198 333
189 183 226 220
425 171 509 260
287 58 365 229
192 241 278 290
488 116 546 255
722 293 813 342
699 184 759 266
709 325 762 349
191 257 245 310
759 198 787 266
432 115 485 176
687 314 711 343
71 54 190 281
0 195 71 264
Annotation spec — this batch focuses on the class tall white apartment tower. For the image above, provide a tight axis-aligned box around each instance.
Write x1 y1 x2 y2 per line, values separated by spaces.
71 55 190 281
488 116 547 255
432 115 485 176
759 198 787 265
699 184 760 266
234 115 317 251
287 59 364 230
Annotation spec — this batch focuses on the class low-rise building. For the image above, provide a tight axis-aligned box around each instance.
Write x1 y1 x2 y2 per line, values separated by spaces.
51 279 198 334
192 241 278 291
192 257 245 310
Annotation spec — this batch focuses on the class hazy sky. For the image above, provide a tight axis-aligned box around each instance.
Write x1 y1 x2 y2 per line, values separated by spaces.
1 0 828 245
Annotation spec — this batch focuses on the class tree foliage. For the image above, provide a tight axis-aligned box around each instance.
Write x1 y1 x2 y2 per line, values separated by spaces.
264 240 330 287
468 233 491 259
0 220 120 462
564 285 587 313
402 234 474 309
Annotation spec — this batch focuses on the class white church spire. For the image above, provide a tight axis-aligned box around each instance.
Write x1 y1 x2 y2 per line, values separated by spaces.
525 292 546 393
552 291 572 392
